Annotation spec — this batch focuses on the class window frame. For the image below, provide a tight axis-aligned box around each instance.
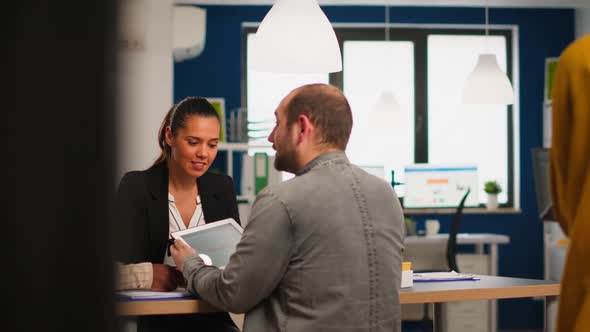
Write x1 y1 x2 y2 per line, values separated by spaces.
242 24 517 209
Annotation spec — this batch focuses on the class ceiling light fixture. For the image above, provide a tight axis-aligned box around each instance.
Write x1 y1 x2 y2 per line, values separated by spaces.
462 0 514 105
374 2 401 113
250 0 342 74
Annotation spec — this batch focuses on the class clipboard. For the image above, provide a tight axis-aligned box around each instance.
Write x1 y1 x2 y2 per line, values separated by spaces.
116 289 195 301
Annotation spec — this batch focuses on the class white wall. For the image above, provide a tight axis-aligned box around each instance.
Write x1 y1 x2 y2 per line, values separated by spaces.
575 8 590 38
117 0 174 180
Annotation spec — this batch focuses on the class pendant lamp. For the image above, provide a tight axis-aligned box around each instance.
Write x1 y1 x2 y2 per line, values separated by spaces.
462 0 514 105
250 0 342 74
374 3 400 113
375 91 400 113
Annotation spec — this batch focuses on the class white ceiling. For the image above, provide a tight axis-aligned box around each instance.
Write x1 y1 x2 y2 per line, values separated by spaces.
177 0 590 8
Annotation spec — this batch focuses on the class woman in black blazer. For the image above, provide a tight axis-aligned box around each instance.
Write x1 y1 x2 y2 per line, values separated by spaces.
114 97 240 332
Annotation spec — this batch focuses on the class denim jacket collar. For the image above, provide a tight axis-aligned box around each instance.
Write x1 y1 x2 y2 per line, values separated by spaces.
296 151 349 176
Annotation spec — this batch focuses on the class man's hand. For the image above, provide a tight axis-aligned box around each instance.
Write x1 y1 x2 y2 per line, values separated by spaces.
170 239 197 272
151 263 184 291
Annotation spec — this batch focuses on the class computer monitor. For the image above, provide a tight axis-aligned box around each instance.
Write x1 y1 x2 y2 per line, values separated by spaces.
359 165 386 181
403 164 479 209
531 148 553 221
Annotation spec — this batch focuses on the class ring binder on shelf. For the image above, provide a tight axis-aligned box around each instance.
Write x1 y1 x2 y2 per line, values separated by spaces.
254 152 269 194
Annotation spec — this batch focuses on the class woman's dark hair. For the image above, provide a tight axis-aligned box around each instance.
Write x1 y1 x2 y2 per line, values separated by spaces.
153 97 220 166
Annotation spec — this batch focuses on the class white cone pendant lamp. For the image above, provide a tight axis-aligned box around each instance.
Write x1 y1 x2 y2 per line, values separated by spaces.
374 3 400 113
463 54 514 104
375 90 400 113
250 0 342 73
462 1 514 105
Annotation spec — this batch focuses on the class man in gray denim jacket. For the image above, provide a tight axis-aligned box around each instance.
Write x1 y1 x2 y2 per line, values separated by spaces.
172 83 405 332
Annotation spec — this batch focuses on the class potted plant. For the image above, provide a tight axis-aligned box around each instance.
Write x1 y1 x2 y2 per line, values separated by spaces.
484 180 502 210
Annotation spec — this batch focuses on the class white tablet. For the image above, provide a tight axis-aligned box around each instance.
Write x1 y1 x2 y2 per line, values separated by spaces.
171 218 243 269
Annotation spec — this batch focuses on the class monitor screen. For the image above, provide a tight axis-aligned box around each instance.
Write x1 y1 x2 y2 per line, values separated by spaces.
403 164 479 208
359 165 386 181
531 148 553 220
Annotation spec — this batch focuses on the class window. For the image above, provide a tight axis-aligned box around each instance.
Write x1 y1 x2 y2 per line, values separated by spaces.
428 35 510 204
246 35 329 148
243 24 516 208
245 34 328 181
343 41 415 196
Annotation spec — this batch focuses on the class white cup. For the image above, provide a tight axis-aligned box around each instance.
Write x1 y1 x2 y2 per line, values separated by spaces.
425 219 440 236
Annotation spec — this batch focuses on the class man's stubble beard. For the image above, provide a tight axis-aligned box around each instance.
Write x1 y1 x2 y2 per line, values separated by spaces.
274 141 297 174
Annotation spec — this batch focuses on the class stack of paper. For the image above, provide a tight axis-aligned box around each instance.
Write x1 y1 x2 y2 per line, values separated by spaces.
117 289 194 300
413 271 480 282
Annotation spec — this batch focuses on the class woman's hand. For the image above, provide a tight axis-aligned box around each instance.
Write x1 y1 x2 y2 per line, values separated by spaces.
170 239 197 272
151 263 185 291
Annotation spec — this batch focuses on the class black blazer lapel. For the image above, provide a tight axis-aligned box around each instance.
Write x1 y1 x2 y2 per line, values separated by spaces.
198 172 221 224
146 163 170 263
197 172 239 224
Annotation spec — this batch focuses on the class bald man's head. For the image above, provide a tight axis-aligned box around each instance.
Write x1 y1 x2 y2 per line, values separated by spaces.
285 83 353 150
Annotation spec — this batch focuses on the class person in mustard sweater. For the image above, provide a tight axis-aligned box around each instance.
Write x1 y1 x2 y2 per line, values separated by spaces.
550 34 590 332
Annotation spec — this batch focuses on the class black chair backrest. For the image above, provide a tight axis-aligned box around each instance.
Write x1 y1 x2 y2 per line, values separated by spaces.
446 188 471 273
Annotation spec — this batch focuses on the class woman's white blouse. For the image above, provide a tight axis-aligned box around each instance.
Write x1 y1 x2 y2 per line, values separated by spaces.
163 193 204 266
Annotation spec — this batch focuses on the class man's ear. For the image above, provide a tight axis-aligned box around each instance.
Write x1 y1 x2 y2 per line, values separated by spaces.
296 114 313 144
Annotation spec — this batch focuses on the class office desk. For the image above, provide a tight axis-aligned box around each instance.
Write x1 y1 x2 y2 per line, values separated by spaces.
118 275 559 331
402 275 560 331
118 298 219 316
404 233 509 331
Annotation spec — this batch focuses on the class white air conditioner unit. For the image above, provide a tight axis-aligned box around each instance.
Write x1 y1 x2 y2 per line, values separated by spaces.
173 6 206 61
118 0 147 51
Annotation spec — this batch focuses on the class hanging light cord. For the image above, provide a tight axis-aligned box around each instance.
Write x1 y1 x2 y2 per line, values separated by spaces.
485 0 489 37
385 4 390 41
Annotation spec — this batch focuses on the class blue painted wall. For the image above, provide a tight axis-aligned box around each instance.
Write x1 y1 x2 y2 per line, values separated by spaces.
174 5 575 330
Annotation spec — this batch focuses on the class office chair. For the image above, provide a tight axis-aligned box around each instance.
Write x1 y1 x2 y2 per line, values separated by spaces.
418 187 471 331
446 187 471 273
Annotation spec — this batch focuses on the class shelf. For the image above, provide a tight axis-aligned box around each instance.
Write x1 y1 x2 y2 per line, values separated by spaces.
218 142 249 151
218 142 272 152
217 143 272 178
237 195 255 202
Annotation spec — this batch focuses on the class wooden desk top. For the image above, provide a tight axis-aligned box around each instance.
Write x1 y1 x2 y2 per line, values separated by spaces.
400 275 560 304
118 275 560 316
118 298 220 316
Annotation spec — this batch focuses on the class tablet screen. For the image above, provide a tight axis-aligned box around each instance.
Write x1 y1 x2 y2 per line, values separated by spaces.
172 219 242 268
